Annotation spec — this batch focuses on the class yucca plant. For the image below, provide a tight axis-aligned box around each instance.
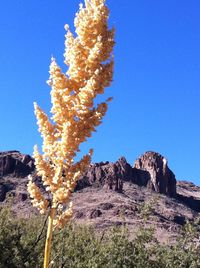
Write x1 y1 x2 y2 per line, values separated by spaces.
27 0 114 267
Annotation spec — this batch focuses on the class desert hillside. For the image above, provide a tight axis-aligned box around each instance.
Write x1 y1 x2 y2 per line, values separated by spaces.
0 150 200 243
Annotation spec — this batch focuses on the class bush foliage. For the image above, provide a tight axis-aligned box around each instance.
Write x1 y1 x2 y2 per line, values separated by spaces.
0 206 199 268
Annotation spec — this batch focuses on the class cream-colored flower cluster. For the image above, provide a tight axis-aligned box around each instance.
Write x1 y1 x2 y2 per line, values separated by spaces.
27 176 49 214
28 0 114 228
53 202 73 228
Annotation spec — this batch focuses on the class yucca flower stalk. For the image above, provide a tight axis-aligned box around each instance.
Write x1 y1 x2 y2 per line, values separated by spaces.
27 0 114 267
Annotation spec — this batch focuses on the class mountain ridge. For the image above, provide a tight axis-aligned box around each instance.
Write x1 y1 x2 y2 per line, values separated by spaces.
0 150 200 242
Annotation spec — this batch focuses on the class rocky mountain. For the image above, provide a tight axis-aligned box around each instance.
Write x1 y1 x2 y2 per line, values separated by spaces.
76 152 177 197
0 150 200 242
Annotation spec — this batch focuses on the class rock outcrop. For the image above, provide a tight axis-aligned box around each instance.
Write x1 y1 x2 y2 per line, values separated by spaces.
77 157 133 192
133 151 176 197
0 151 34 202
0 151 34 177
0 150 178 201
77 152 177 198
0 150 177 198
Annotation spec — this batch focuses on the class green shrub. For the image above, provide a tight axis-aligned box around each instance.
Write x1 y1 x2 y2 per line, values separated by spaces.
0 205 199 268
154 217 200 268
0 206 45 268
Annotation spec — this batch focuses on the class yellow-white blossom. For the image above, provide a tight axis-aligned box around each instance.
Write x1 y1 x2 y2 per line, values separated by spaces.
28 0 114 228
27 175 49 214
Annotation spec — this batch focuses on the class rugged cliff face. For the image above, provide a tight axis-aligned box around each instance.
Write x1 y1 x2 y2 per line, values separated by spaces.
0 150 177 199
0 151 34 178
0 151 35 203
0 150 200 242
77 151 177 197
76 157 133 192
133 151 176 197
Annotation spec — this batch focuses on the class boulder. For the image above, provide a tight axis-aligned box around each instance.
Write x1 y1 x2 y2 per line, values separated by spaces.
89 209 102 219
0 184 7 202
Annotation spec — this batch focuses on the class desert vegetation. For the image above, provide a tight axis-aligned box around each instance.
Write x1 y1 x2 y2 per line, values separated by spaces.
0 204 199 268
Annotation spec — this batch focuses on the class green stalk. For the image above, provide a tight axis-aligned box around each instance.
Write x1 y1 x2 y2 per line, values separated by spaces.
43 207 56 268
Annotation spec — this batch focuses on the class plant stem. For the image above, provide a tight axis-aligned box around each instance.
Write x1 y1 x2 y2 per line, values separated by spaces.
43 207 56 268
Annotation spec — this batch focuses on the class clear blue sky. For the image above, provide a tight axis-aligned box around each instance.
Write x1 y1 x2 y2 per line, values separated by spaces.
0 0 200 185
